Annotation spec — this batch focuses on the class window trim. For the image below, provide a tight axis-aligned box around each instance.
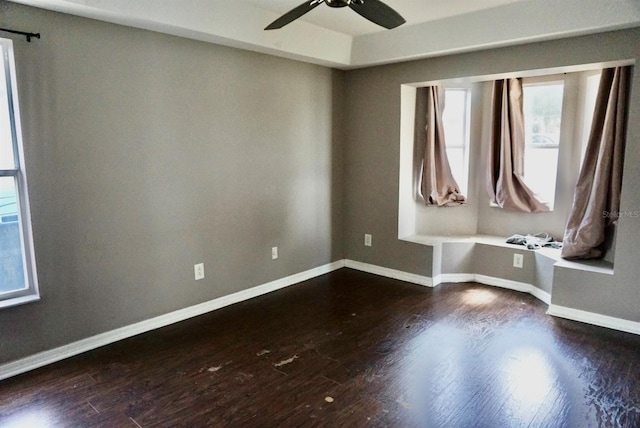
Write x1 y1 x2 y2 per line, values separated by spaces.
0 37 39 309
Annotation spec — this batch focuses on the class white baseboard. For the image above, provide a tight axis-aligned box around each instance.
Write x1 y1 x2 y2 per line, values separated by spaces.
547 304 640 335
527 285 553 306
345 263 551 304
5 259 635 381
435 273 475 285
0 260 345 382
474 274 532 293
436 273 552 305
353 262 635 335
344 259 434 287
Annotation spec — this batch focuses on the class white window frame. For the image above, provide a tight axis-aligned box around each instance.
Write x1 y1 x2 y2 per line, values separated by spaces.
0 38 39 308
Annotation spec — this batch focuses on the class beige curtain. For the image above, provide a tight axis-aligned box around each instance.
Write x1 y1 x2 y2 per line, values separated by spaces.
487 79 550 213
419 86 466 207
562 66 632 259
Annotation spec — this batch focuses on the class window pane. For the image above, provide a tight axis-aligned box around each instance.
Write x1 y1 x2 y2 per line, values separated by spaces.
523 148 559 206
442 89 470 195
442 89 466 147
0 45 16 170
0 176 25 294
523 84 563 146
523 83 563 209
446 147 467 194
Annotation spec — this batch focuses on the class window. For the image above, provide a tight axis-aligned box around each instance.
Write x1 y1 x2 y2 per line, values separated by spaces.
522 81 564 209
400 64 623 240
0 38 39 308
442 88 471 196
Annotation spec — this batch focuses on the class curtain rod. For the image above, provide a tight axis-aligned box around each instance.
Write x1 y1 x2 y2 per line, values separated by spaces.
0 28 40 42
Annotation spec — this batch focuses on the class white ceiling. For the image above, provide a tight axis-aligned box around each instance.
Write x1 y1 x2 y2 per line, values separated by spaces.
7 0 640 69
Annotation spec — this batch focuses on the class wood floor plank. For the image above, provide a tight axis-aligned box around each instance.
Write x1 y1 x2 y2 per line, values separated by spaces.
1 268 639 427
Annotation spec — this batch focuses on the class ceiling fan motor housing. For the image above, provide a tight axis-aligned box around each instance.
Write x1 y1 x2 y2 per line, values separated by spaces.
326 0 364 8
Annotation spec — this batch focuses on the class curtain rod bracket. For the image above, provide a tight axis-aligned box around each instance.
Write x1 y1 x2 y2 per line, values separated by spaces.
0 28 41 42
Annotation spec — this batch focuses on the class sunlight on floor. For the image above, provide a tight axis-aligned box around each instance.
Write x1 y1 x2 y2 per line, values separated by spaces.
2 409 56 428
502 347 555 405
462 289 497 306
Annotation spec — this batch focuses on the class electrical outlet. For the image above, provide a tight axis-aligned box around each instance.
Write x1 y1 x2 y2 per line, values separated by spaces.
513 253 524 269
364 234 372 247
272 246 278 260
194 263 205 280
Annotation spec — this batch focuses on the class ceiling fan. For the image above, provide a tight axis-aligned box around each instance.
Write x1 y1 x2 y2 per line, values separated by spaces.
265 0 406 31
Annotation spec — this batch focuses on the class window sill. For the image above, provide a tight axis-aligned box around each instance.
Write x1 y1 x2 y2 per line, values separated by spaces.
0 294 40 310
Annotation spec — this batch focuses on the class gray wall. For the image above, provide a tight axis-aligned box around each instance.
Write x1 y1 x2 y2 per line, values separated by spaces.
0 2 344 363
440 242 474 275
344 29 640 322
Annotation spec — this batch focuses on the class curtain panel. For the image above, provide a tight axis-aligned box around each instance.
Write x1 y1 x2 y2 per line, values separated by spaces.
418 86 466 207
561 66 632 259
487 78 549 213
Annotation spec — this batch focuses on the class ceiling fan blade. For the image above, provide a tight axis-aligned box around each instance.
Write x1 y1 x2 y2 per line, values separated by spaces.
265 1 323 30
349 0 406 29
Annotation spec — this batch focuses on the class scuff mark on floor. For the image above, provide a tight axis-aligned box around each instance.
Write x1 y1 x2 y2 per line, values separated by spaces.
274 355 299 367
272 367 288 376
129 416 143 428
86 400 100 414
256 349 271 356
319 374 342 386
235 372 254 382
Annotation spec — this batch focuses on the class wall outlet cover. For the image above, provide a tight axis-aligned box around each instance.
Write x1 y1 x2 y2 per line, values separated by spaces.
194 263 205 280
513 254 524 269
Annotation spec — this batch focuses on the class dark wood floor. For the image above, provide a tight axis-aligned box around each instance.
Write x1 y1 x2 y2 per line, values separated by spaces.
1 268 640 427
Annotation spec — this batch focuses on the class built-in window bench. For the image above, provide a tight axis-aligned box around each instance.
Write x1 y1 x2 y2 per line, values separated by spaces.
400 234 614 306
